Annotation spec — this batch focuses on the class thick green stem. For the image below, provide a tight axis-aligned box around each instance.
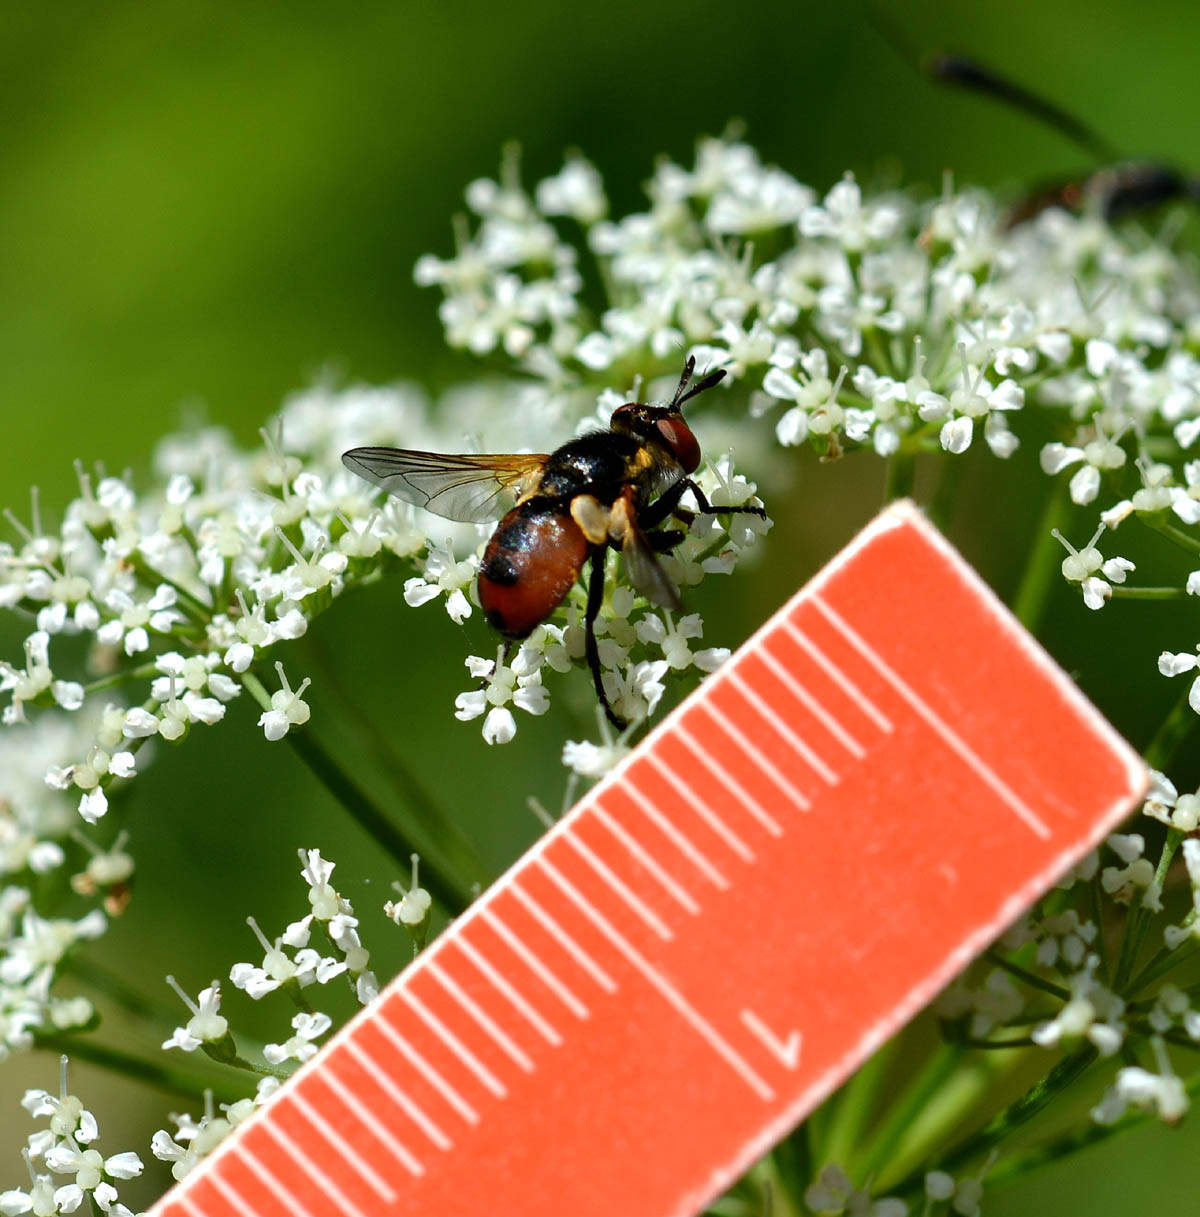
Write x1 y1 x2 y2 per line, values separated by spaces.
987 1064 1200 1189
857 1044 965 1182
243 669 471 913
819 1034 901 1170
33 1033 247 1105
892 1045 1098 1200
883 451 916 504
1011 480 1070 633
1141 517 1200 556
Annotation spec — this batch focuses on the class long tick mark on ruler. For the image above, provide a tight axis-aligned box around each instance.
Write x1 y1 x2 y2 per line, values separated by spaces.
755 644 868 759
783 618 894 734
540 857 777 1101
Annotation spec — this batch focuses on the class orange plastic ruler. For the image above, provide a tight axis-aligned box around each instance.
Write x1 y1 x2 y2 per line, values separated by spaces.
152 501 1145 1217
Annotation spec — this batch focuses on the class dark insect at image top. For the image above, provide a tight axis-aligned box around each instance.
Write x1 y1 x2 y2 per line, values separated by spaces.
342 357 767 730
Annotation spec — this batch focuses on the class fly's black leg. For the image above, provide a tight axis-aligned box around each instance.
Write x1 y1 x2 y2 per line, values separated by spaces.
584 547 627 730
641 477 768 530
648 529 686 553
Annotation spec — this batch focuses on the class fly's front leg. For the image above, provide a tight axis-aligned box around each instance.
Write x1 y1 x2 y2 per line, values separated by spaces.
584 547 627 730
675 478 768 521
641 477 768 533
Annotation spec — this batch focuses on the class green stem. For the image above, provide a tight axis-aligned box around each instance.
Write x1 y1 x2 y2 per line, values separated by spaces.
926 451 965 534
1143 682 1198 772
987 1064 1200 1189
243 669 471 913
1142 517 1200 556
1109 585 1186 600
33 1033 247 1105
984 948 1071 1002
892 1045 1098 1200
1011 480 1070 633
819 1034 901 1169
771 1119 814 1216
1128 935 1200 997
1113 828 1182 991
883 451 916 504
857 1044 964 1182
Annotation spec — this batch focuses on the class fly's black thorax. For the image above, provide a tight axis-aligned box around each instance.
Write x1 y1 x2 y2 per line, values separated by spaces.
536 430 651 505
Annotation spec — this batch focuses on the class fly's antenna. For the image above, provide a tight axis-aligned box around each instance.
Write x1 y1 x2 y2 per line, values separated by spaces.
866 7 1121 163
924 52 1121 163
672 357 727 411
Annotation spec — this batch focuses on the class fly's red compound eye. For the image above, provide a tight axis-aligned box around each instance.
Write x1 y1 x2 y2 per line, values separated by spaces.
656 416 701 473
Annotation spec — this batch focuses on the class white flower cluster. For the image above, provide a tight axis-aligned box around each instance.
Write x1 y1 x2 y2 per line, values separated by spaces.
1 1059 143 1216
420 135 1200 658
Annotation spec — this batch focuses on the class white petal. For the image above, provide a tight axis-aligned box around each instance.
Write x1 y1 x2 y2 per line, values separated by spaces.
1159 651 1200 676
940 416 973 454
482 707 516 745
1068 464 1101 505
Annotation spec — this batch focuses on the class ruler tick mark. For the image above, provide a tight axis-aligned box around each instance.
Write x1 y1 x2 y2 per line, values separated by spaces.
481 906 590 1019
812 595 1051 839
206 1173 258 1217
454 933 563 1044
368 1005 479 1125
619 778 730 889
592 800 702 914
291 1086 408 1192
728 668 840 786
342 1037 452 1149
755 645 866 759
428 959 536 1073
672 722 783 837
248 1127 343 1217
697 698 813 812
561 829 674 940
643 751 756 862
401 989 508 1099
306 1075 423 1178
509 884 618 993
784 618 893 733
541 857 776 1102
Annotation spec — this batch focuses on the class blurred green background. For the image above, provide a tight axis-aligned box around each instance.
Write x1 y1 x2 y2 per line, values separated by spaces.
3 0 1200 1210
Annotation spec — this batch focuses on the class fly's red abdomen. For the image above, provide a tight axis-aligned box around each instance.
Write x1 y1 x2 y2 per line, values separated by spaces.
478 504 590 638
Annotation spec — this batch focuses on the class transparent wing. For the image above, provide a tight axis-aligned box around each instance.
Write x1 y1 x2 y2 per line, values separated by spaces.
620 521 682 612
341 447 548 524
